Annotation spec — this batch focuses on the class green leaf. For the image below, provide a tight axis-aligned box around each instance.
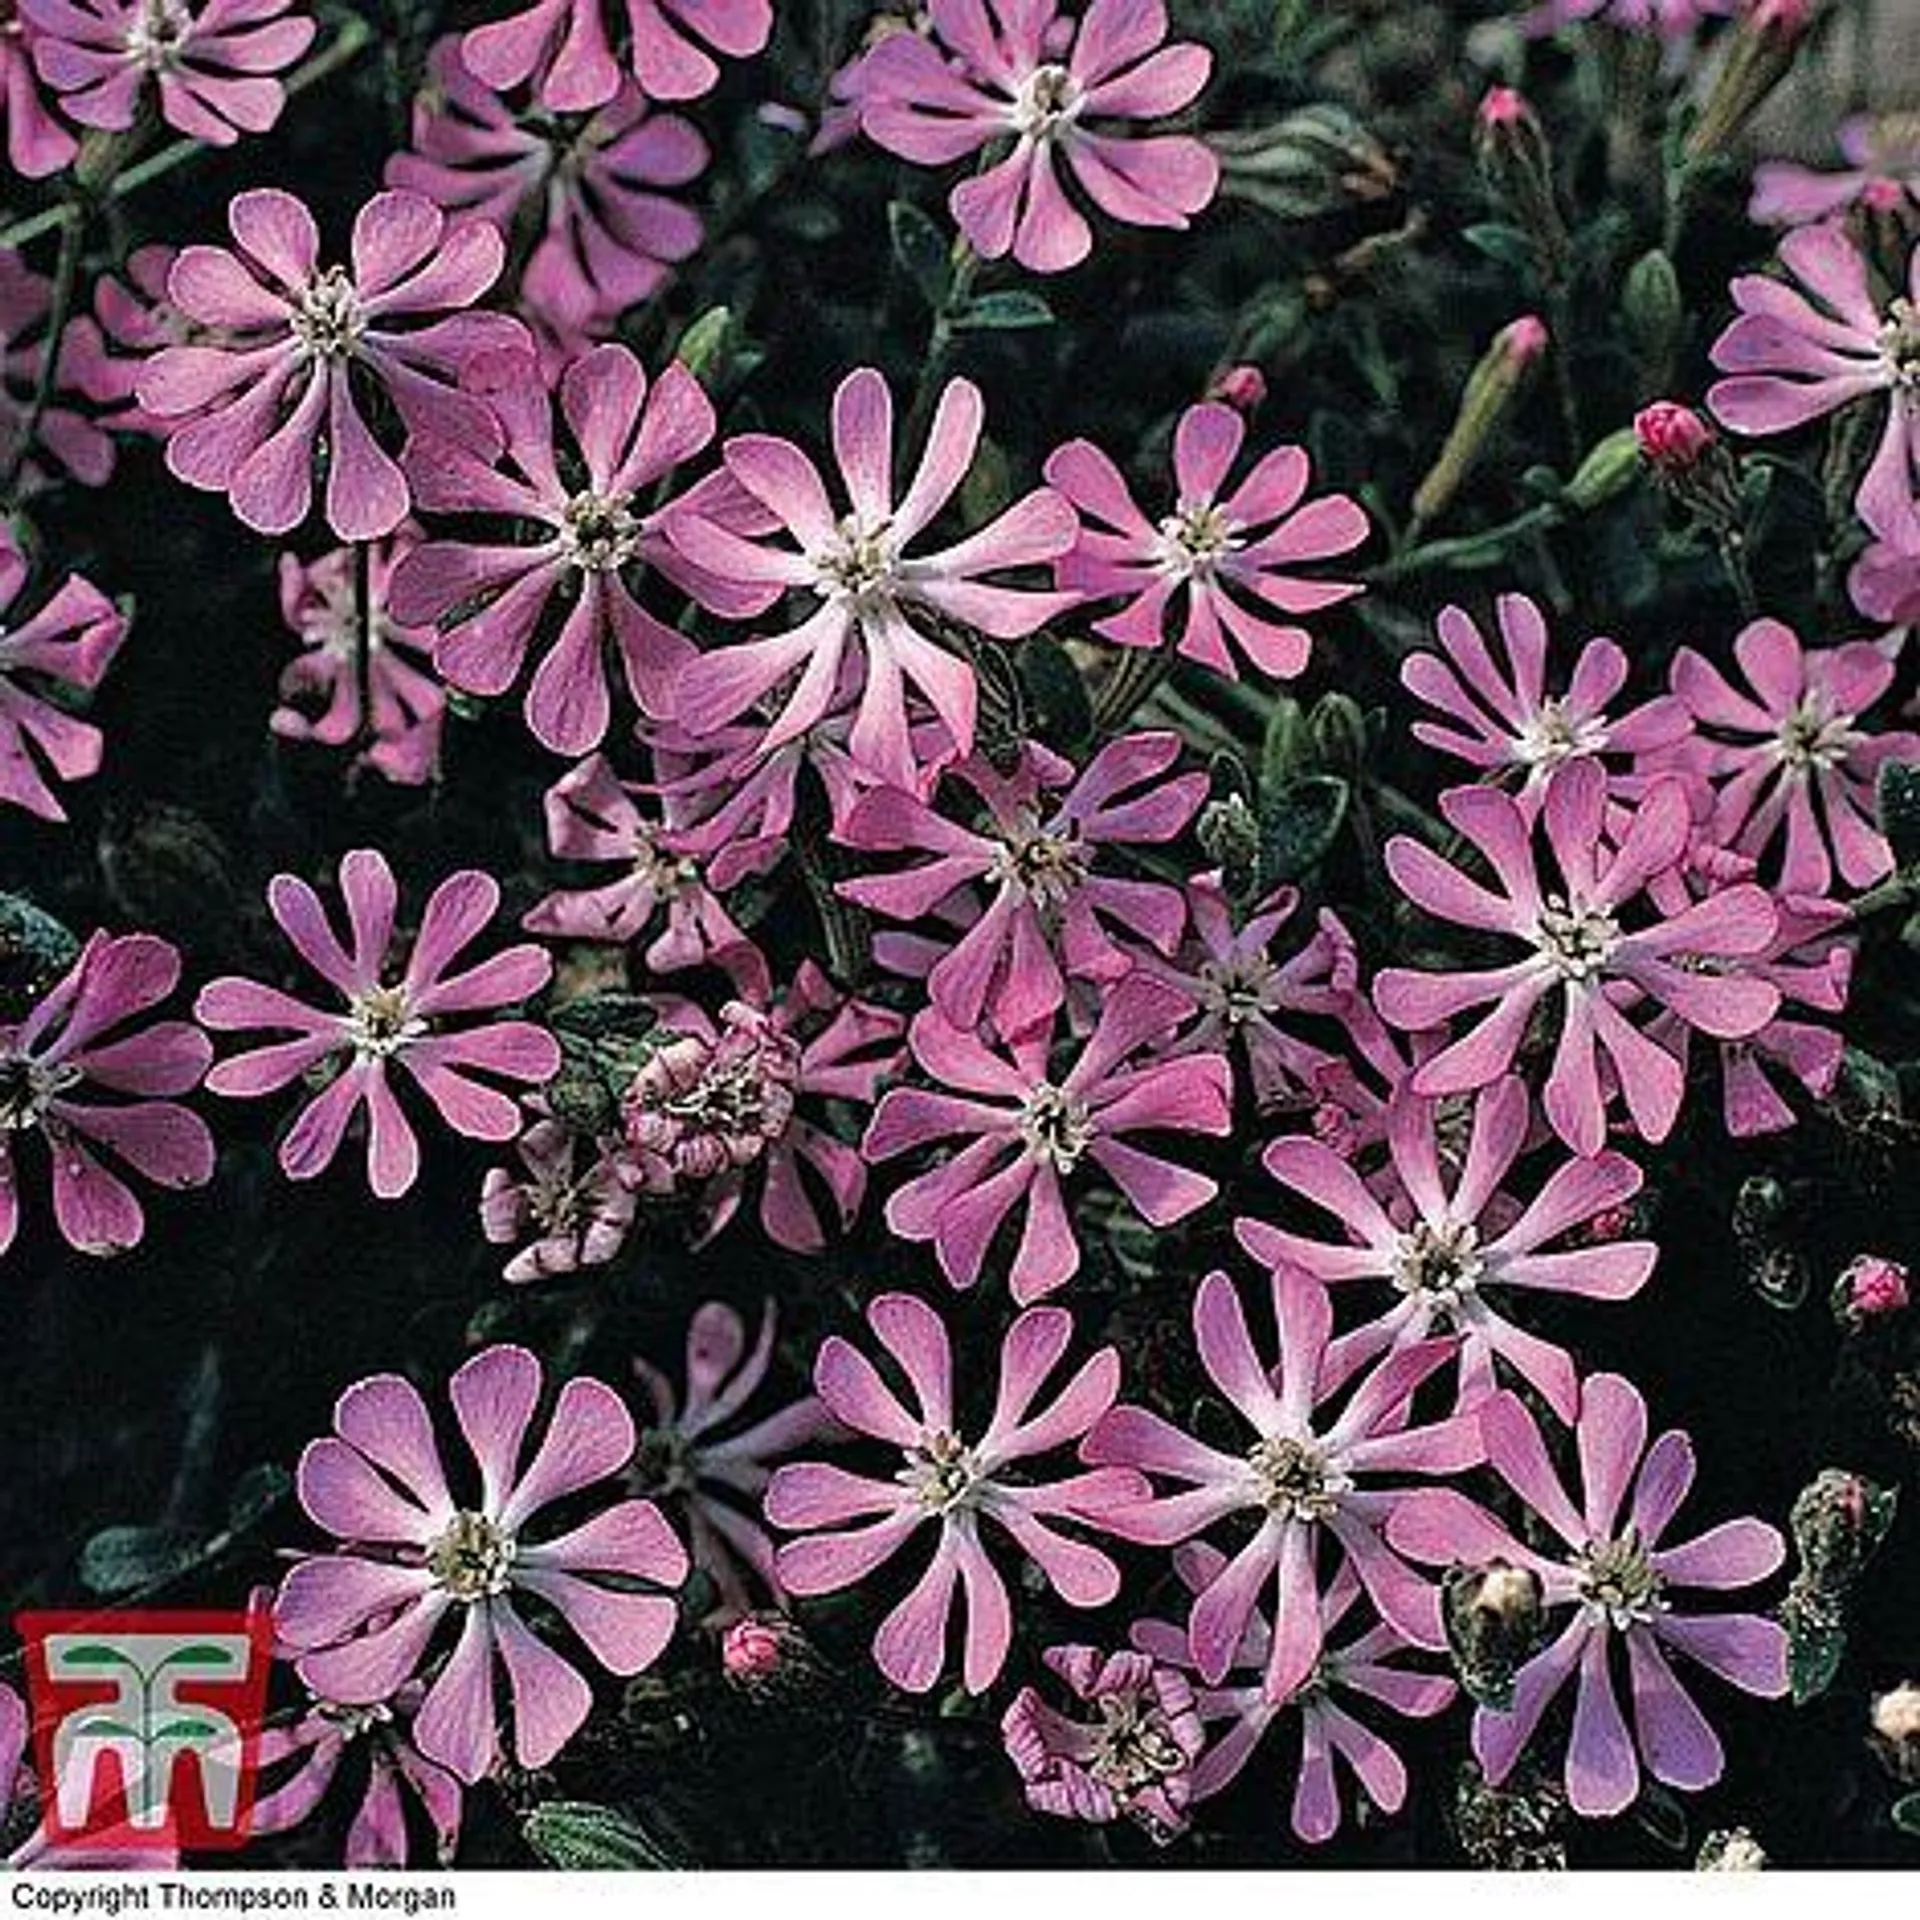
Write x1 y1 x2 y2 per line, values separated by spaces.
78 1524 204 1597
1633 1781 1691 1854
1461 222 1538 275
153 1719 220 1743
1260 775 1350 887
952 290 1054 332
1787 1610 1847 1704
225 1461 291 1535
1894 1793 1920 1839
60 1645 138 1668
523 1801 688 1871
1013 632 1092 752
672 306 736 388
73 1717 140 1740
887 201 952 310
1878 761 1920 872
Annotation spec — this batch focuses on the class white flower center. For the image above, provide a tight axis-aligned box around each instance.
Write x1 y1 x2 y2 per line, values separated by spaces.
1155 502 1242 582
1019 1082 1094 1173
292 267 365 361
1392 1219 1486 1306
317 1699 394 1741
1880 298 1920 392
1088 1690 1187 1796
1774 694 1855 771
899 1429 983 1513
1516 697 1606 770
816 515 897 604
1011 62 1084 141
125 0 193 69
1534 895 1619 982
425 1509 517 1601
1247 1434 1350 1520
0 1052 79 1132
561 489 641 573
1197 952 1280 1027
345 983 426 1059
1573 1530 1666 1630
987 814 1089 911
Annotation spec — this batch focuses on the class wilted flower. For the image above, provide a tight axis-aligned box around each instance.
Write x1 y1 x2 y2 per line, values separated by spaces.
1834 1252 1910 1325
765 1293 1146 1693
196 848 560 1199
275 1344 688 1784
857 0 1218 273
480 1113 637 1282
1046 402 1368 682
0 930 213 1258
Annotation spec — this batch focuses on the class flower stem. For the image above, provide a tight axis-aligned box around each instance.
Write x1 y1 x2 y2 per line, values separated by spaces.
0 202 84 504
353 540 376 755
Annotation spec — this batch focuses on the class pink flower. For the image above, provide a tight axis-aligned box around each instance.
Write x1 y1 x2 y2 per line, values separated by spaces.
1750 114 1920 227
1836 1252 1910 1322
631 1298 837 1619
623 964 904 1252
251 1680 463 1868
1 16 75 175
857 0 1217 273
1046 402 1368 681
196 848 560 1199
0 246 115 489
1707 223 1920 532
0 930 214 1258
1402 594 1689 807
521 752 756 982
391 343 741 754
838 731 1205 1039
275 1344 689 1785
1001 1645 1205 1844
1374 760 1781 1155
23 0 315 145
387 39 707 340
480 1113 637 1282
668 366 1077 789
1524 0 1735 34
1084 1268 1482 1702
136 188 524 540
273 528 446 788
1634 400 1718 475
863 975 1231 1301
1669 617 1920 893
1388 1376 1789 1819
1240 1075 1657 1425
62 245 188 439
1849 493 1920 630
765 1293 1145 1693
460 0 771 113
0 526 127 821
1131 1549 1455 1842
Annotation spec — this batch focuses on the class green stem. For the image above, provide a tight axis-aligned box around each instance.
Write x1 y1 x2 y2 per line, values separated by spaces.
1716 527 1759 619
353 538 376 754
1366 502 1563 585
1847 873 1920 925
0 203 83 503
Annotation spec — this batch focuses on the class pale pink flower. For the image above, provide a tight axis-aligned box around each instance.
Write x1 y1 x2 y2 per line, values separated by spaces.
858 0 1218 273
1084 1268 1482 1702
1849 493 1920 632
196 848 560 1199
863 975 1231 1302
1751 114 1920 227
0 930 213 1258
273 528 446 788
837 731 1205 1039
0 246 115 488
765 1293 1146 1693
480 1113 637 1282
1389 1377 1789 1819
1669 616 1920 893
136 187 523 539
23 0 315 145
460 0 771 113
1374 759 1781 1155
668 367 1076 789
1240 1075 1657 1424
0 525 127 821
1046 403 1368 681
62 245 188 439
1131 1549 1455 1843
275 1344 689 1784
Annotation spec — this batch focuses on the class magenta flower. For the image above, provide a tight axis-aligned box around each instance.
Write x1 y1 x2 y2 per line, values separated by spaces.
1388 1376 1789 1819
480 1113 638 1282
388 40 708 340
196 848 560 1200
0 246 115 488
1131 1549 1455 1843
23 0 315 145
1669 617 1920 893
631 1298 838 1619
838 731 1205 1039
1374 760 1781 1155
391 343 745 753
668 366 1077 789
765 1293 1146 1694
1240 1075 1657 1425
1751 114 1920 227
1402 593 1688 808
1001 1645 1205 1845
0 527 127 821
1 18 75 175
63 245 188 439
1707 223 1920 531
273 528 445 788
275 1344 689 1784
136 187 524 540
0 930 213 1259
252 1680 462 1868
864 975 1232 1302
1850 493 1920 631
461 0 771 112
521 751 756 983
857 0 1218 273
1046 402 1368 681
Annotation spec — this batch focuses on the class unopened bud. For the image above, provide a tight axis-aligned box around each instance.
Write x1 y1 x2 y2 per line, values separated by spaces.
1475 89 1568 278
1562 427 1644 512
1685 0 1823 164
1833 1253 1911 1327
1206 364 1267 417
1697 1827 1768 1870
1790 1467 1898 1592
1308 692 1370 780
1211 105 1398 221
1870 1683 1920 1785
1443 1559 1545 1710
1623 251 1685 382
1635 401 1715 474
1196 791 1261 903
719 1613 819 1701
1410 317 1548 530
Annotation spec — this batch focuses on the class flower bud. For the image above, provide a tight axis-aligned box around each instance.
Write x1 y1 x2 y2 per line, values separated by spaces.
1685 0 1823 165
1562 427 1644 513
1443 1559 1545 1710
1833 1253 1911 1327
1475 89 1568 278
1211 105 1398 221
1623 250 1685 381
1870 1683 1920 1785
1410 317 1548 531
1196 791 1261 902
1635 401 1715 475
1697 1827 1768 1870
719 1613 820 1701
1206 364 1267 417
1790 1467 1898 1593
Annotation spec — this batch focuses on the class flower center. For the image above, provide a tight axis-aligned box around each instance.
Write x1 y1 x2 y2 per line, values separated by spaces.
1012 61 1084 140
561 489 641 573
291 267 365 361
988 814 1089 911
632 1425 700 1498
1198 953 1279 1027
317 1699 394 1741
1573 1529 1666 1630
1392 1219 1486 1306
1088 1690 1188 1797
817 516 896 603
1533 895 1619 982
622 1012 801 1179
345 983 425 1059
425 1510 517 1600
1516 697 1605 770
899 1428 982 1512
125 0 193 68
0 1051 79 1131
1775 694 1854 771
1019 1082 1094 1173
1247 1434 1349 1520
1880 298 1920 391
1155 502 1242 581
